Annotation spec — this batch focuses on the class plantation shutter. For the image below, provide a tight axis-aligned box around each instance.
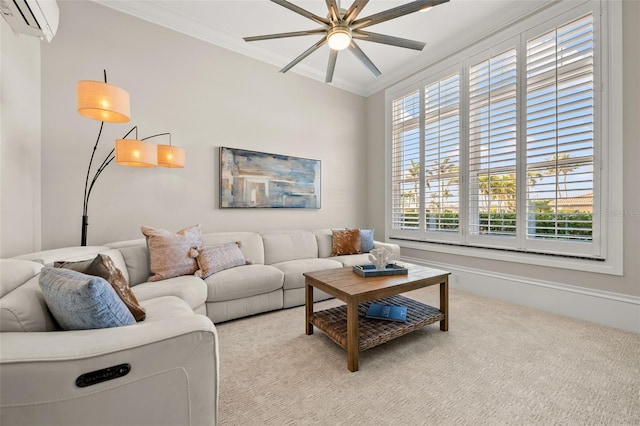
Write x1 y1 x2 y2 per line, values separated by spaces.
525 14 595 244
424 73 460 233
468 48 518 241
387 5 602 261
391 90 421 232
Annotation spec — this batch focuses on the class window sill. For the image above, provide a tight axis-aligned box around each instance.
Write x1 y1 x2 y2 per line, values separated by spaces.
390 237 623 276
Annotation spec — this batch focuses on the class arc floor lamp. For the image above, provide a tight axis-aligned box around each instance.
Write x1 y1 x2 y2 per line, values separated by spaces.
77 70 185 246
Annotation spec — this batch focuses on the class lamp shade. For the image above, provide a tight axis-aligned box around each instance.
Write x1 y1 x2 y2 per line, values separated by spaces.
77 80 130 123
115 139 157 167
157 145 185 168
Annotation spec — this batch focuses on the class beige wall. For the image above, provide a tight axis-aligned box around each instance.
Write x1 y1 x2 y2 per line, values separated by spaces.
2 0 636 303
0 20 42 257
39 1 367 249
365 0 640 298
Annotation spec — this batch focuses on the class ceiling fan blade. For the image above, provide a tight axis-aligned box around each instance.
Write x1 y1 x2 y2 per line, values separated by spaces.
348 41 381 77
325 0 340 23
244 29 326 42
352 30 426 51
343 0 370 23
325 49 338 83
352 0 449 30
280 37 328 74
271 0 330 26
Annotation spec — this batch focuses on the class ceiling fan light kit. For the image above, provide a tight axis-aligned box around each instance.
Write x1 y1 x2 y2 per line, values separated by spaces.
327 24 352 50
244 0 449 83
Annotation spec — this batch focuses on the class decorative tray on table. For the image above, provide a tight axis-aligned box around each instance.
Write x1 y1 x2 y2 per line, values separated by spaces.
352 263 408 277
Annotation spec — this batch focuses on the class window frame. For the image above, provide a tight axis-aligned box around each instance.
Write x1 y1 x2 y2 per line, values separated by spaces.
465 38 520 250
384 0 623 275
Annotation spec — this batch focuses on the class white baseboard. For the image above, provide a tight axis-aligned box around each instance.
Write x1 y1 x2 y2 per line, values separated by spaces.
402 256 640 334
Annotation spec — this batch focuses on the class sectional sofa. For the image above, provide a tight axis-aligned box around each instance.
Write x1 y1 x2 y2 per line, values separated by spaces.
0 228 400 426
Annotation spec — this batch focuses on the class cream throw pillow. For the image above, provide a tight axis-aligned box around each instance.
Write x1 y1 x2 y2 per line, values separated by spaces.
141 224 202 282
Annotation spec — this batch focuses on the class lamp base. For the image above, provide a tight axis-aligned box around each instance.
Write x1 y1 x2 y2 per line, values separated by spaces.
81 215 88 246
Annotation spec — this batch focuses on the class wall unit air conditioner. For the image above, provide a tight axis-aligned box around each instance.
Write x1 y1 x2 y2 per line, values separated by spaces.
0 0 59 42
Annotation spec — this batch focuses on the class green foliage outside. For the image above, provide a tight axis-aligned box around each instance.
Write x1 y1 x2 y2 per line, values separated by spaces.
398 154 593 238
399 211 593 237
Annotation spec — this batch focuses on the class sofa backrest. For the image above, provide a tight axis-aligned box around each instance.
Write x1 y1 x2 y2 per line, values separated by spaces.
13 247 131 285
105 239 150 286
107 232 266 285
1 248 136 332
1 259 43 298
313 229 335 258
261 230 318 265
0 259 58 332
12 246 110 266
201 232 265 265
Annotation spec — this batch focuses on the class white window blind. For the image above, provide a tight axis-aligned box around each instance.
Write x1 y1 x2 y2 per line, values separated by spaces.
468 49 518 241
424 73 460 233
387 4 606 262
391 90 421 231
525 14 595 245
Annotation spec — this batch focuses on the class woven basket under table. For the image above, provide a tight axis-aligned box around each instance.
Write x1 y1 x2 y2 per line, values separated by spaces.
310 294 444 352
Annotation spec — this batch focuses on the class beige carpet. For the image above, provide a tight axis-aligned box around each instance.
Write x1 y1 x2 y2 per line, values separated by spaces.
216 287 640 425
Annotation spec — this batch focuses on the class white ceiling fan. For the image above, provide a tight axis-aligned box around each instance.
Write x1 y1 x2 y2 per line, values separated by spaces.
244 0 450 83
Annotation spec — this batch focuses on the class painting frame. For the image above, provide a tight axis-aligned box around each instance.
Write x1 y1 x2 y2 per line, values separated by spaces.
219 147 321 209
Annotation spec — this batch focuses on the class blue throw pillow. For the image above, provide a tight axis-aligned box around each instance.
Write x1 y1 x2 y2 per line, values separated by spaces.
360 229 375 253
39 267 136 330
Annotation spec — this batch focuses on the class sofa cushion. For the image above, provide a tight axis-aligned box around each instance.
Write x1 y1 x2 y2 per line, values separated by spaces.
142 224 202 282
331 229 361 256
189 242 247 279
201 232 265 265
38 267 135 330
329 253 373 267
138 296 194 322
206 291 283 323
0 275 58 332
130 275 207 311
271 258 343 290
55 254 146 322
1 259 44 297
204 264 283 302
261 230 318 265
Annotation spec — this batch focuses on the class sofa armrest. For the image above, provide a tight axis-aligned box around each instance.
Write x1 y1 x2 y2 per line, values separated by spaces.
0 315 218 426
373 241 401 260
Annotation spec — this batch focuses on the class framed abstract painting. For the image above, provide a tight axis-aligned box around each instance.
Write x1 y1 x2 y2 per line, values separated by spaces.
219 147 321 209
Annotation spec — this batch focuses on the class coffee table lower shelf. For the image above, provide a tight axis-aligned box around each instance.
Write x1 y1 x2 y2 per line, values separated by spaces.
310 294 444 352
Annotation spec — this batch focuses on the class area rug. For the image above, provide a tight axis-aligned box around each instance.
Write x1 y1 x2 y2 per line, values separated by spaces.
216 287 640 425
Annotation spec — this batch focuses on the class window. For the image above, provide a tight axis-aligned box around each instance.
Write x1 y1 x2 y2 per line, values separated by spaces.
468 48 518 244
525 14 596 255
386 1 618 266
424 74 460 234
391 89 421 230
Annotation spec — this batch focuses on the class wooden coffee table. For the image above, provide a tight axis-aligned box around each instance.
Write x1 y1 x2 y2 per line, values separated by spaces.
304 264 450 372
